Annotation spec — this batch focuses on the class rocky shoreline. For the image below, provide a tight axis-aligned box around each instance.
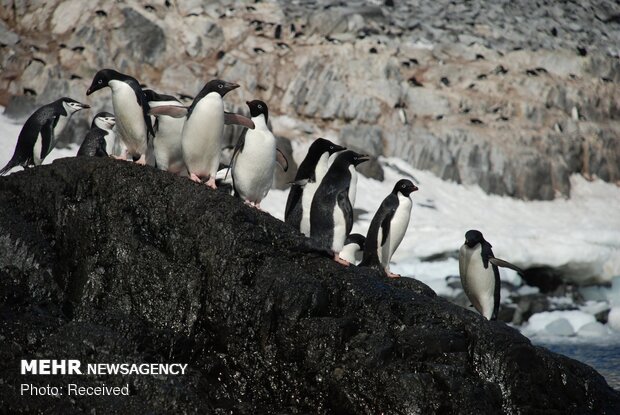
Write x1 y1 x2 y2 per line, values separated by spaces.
1 158 619 413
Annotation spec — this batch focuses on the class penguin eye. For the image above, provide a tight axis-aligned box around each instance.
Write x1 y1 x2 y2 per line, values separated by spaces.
258 105 262 109
98 79 102 84
218 84 223 89
401 183 406 188
330 146 334 150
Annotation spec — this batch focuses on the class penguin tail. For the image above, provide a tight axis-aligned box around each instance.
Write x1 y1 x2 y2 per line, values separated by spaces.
0 157 19 176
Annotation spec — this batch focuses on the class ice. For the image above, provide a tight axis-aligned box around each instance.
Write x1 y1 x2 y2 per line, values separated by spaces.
577 322 609 338
607 307 620 332
544 318 575 337
605 276 620 306
523 310 596 337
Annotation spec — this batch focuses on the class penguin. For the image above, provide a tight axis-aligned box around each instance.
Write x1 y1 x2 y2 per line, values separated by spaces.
86 69 154 164
458 230 522 320
148 79 254 188
0 97 90 175
77 112 115 157
284 138 345 234
228 99 288 208
143 89 186 174
360 179 418 278
310 150 369 265
340 233 366 264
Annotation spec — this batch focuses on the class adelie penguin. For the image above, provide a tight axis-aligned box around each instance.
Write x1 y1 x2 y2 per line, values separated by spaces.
86 69 154 164
143 89 186 174
340 233 366 265
227 100 288 208
284 138 345 235
77 112 115 157
0 97 90 175
459 230 522 320
360 179 418 278
310 150 369 265
148 79 255 188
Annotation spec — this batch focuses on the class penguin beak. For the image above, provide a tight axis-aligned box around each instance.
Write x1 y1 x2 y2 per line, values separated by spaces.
80 104 91 109
410 183 419 192
224 82 240 93
356 155 370 165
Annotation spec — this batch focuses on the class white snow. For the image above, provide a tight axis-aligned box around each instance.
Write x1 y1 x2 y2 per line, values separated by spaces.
3 107 620 341
523 310 596 337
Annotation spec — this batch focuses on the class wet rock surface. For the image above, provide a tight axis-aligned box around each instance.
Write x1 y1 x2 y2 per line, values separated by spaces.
0 158 619 413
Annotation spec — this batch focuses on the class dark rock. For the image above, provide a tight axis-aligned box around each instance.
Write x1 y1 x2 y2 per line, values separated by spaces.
115 8 166 66
3 94 37 120
0 158 619 413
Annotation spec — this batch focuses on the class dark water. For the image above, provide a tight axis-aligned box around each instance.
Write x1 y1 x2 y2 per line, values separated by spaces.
536 341 620 390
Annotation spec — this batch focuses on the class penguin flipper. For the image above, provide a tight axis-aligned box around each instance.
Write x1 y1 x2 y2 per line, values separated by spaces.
276 148 289 172
148 105 188 118
337 189 354 236
489 257 523 273
226 133 246 180
224 112 255 129
39 119 55 160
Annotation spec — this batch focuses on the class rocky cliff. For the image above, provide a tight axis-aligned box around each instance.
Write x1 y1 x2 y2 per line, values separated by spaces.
0 157 619 413
1 0 620 199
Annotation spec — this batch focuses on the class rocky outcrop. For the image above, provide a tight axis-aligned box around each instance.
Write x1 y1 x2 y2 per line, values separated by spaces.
0 158 619 413
1 1 620 199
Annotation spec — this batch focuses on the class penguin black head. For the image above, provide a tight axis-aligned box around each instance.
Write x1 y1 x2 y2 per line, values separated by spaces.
92 112 115 130
464 229 486 248
201 79 240 97
87 69 122 95
246 100 268 122
310 138 346 156
393 179 418 197
58 97 90 114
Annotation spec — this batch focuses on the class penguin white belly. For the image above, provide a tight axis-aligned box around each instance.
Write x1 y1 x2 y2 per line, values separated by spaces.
348 166 358 207
150 100 185 172
154 116 185 171
182 95 223 178
104 130 116 155
233 130 276 203
340 242 360 264
300 181 319 236
109 80 147 156
460 244 496 319
331 202 347 253
33 133 43 165
387 195 412 263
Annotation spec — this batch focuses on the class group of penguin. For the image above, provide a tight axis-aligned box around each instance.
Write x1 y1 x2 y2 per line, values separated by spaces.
0 69 522 322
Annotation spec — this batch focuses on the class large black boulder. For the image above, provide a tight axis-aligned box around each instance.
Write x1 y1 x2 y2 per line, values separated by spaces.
0 157 618 414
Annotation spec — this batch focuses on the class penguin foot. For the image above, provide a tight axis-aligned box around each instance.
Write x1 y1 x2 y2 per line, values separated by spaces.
135 154 147 165
386 271 401 279
205 177 217 189
189 173 202 183
333 254 350 266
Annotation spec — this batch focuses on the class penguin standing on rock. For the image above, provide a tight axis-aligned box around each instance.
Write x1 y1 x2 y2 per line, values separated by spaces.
86 69 154 164
284 138 345 234
458 230 522 320
148 79 255 188
143 89 186 174
310 150 369 265
340 233 366 264
228 100 288 208
360 179 418 277
0 97 90 175
77 112 115 157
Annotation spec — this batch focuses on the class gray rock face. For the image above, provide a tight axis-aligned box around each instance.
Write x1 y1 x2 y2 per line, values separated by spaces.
0 158 619 413
1 0 620 198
